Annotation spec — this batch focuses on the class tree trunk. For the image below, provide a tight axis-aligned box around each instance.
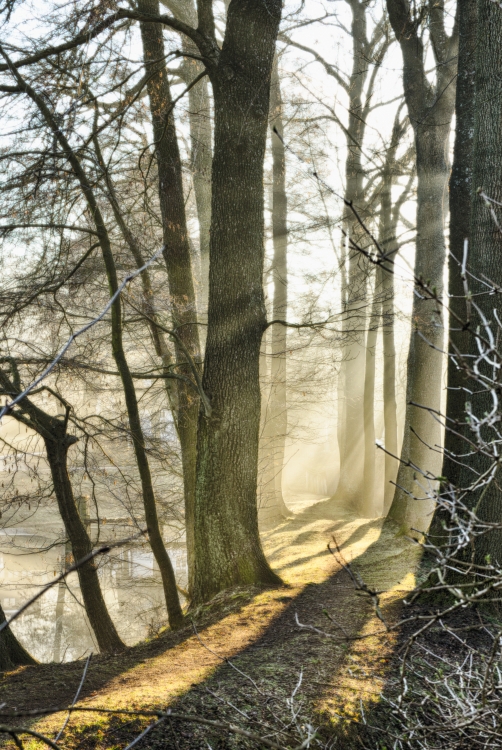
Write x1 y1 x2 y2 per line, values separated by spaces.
362 271 380 516
53 540 71 662
430 0 477 540
381 259 399 515
262 53 290 520
139 0 201 597
186 54 212 319
451 0 502 565
161 0 212 324
386 0 458 534
388 133 449 533
335 0 371 513
0 601 35 671
377 114 404 514
44 425 124 653
192 0 283 604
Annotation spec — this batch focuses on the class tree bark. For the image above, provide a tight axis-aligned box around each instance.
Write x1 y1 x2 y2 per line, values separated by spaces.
0 601 35 671
449 0 502 565
192 0 283 604
429 0 477 540
386 0 458 535
139 0 201 595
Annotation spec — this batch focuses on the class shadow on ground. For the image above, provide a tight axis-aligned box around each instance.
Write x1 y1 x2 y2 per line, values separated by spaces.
0 498 421 749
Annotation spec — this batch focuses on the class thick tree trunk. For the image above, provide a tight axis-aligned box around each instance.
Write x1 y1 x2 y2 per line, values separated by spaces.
430 0 477 540
0 601 35 671
261 54 290 520
192 0 283 604
451 0 502 565
44 425 124 653
139 0 201 595
386 0 457 534
388 134 449 533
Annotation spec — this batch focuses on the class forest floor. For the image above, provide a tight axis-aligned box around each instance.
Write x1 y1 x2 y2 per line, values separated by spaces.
0 497 422 749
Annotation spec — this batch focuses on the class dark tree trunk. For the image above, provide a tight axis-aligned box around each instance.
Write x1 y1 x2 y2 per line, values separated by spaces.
192 0 283 604
430 0 477 540
0 601 35 671
139 0 201 594
450 0 502 566
0 366 124 654
386 0 458 535
44 423 124 653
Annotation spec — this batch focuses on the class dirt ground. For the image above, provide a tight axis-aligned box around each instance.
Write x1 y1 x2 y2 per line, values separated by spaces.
0 497 421 748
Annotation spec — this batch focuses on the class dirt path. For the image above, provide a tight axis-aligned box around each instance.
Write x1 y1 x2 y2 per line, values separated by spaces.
0 498 420 748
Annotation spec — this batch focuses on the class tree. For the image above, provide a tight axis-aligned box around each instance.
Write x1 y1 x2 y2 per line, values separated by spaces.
0 42 184 628
386 0 458 534
138 0 202 595
441 0 502 565
0 601 35 671
286 3 392 516
0 372 124 653
260 52 291 521
190 0 283 602
363 109 412 515
429 0 477 543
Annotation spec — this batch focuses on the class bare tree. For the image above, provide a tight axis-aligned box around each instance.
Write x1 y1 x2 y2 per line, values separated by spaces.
386 0 459 534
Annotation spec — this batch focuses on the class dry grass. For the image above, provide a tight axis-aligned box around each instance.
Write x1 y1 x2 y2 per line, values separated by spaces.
0 498 420 748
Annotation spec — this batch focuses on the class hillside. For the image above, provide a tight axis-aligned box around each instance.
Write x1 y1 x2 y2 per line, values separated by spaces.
0 498 419 749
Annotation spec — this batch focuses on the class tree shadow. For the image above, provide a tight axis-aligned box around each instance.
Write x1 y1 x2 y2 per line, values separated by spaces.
0 510 419 749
